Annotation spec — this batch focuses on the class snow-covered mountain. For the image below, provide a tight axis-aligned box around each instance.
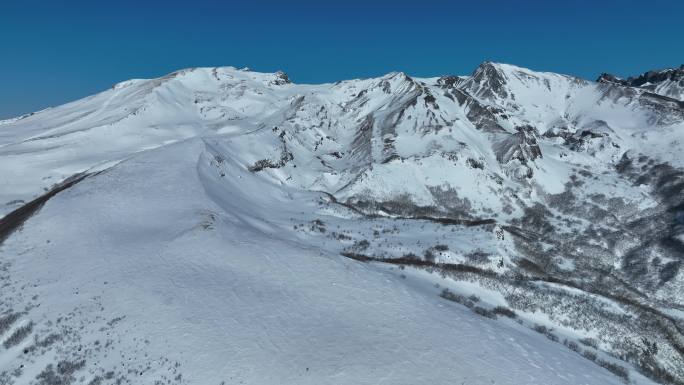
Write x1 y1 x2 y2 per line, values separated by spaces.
1 62 683 385
598 65 684 101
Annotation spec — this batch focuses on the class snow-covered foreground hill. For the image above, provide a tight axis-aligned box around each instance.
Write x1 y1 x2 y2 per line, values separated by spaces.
1 63 683 384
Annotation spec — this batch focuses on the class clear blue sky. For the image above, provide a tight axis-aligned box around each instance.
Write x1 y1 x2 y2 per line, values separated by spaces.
2 0 683 119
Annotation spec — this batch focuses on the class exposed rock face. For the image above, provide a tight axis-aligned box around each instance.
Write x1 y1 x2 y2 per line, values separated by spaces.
494 125 542 164
462 61 511 100
271 70 291 85
598 65 684 101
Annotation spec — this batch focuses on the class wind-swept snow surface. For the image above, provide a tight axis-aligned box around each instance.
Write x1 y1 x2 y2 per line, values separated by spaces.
1 63 683 384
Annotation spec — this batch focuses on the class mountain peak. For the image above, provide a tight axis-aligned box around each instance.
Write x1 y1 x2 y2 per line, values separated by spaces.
472 61 506 76
596 72 624 85
473 61 539 76
463 61 520 100
271 70 291 85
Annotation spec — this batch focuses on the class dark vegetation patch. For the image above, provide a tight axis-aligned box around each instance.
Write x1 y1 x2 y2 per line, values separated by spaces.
465 250 492 264
439 289 476 308
248 150 294 172
344 194 495 227
3 321 34 348
440 290 516 321
36 360 86 385
309 219 326 233
473 306 497 319
466 158 485 169
433 244 449 252
0 312 21 335
533 324 558 342
341 252 499 278
25 333 63 354
613 155 684 286
340 245 684 384
0 173 93 245
597 359 630 381
492 306 517 318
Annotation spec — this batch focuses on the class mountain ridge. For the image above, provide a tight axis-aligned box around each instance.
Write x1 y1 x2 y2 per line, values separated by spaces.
597 64 684 101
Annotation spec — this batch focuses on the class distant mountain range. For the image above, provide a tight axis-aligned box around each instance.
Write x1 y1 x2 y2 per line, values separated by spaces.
598 65 684 101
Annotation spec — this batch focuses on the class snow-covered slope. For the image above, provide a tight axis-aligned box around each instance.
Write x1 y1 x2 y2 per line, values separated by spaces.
1 62 683 384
